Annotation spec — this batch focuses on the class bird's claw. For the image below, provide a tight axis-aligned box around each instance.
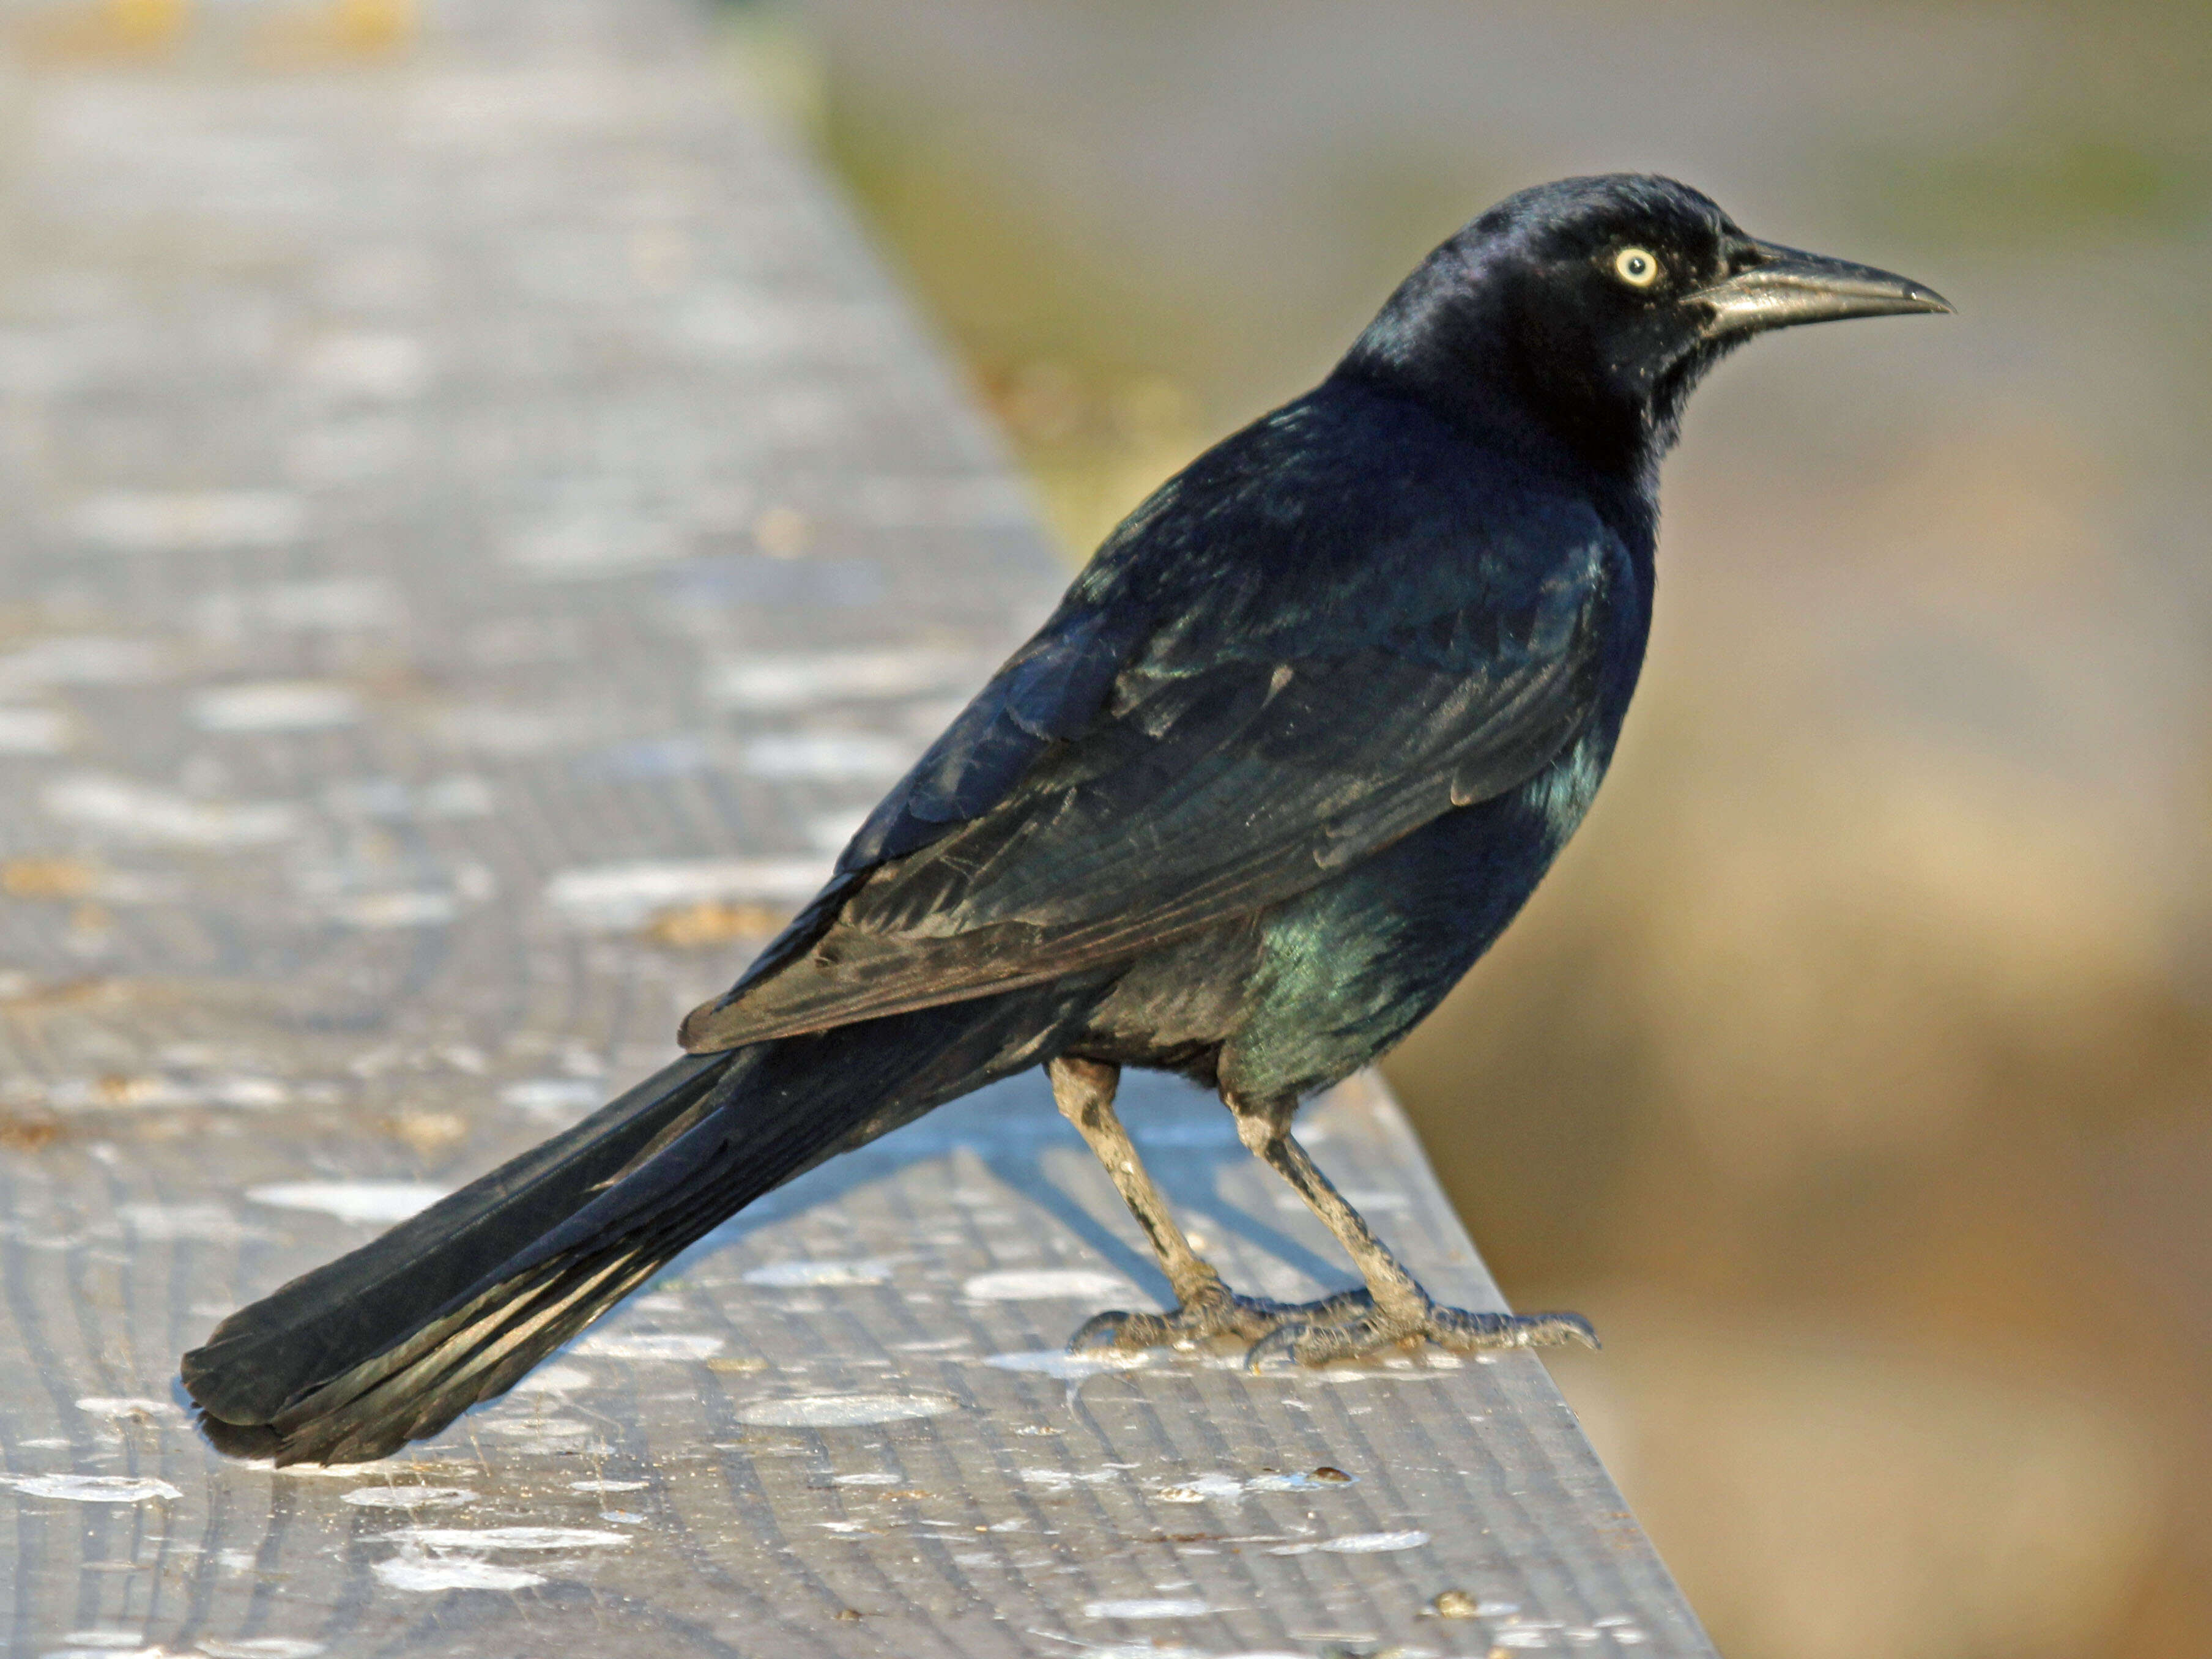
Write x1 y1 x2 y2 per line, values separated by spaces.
1067 1283 1375 1354
1244 1303 1598 1371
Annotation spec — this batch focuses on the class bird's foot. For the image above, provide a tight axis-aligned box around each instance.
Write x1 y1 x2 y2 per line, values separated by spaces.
1068 1282 1374 1354
1244 1297 1598 1371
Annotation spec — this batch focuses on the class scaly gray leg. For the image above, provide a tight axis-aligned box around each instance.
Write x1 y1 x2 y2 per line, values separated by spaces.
1227 1091 1598 1369
1048 1058 1372 1352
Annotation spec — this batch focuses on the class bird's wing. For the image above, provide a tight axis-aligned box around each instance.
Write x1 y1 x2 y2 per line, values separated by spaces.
679 507 1622 1054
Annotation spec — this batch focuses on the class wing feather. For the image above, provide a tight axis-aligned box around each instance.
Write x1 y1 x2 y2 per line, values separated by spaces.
680 524 1617 1053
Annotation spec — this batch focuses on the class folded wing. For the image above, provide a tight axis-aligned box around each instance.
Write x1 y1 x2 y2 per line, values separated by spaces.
680 499 1621 1053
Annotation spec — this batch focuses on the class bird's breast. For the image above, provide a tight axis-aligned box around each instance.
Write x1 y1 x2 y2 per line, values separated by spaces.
1516 727 1610 852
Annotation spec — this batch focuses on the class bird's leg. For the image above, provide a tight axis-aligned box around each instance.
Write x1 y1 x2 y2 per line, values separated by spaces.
1227 1092 1598 1369
1049 1057 1372 1353
1052 1058 1220 1308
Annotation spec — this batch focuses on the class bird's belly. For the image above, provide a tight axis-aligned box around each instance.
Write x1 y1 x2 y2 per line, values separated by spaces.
1066 919 1269 1085
1214 795 1565 1099
1073 731 1612 1102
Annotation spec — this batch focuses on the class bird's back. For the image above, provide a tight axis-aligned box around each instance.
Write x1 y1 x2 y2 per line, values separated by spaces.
683 377 1650 1062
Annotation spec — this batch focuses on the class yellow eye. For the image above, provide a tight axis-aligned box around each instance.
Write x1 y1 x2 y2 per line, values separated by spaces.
1613 247 1661 288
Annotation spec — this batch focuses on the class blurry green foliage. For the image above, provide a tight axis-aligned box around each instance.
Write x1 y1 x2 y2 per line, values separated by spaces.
1858 132 2206 247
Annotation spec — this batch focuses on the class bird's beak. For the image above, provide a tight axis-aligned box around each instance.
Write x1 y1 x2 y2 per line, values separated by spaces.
1693 240 1952 340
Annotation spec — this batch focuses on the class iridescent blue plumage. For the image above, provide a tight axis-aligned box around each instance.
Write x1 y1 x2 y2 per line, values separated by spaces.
680 378 1643 1060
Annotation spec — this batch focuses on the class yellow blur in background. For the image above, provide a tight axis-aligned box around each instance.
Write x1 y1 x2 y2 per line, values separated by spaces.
12 0 410 64
742 1 2212 1654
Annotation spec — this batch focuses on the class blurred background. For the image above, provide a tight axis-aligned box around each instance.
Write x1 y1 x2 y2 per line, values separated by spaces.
727 1 2212 1654
0 0 2203 1652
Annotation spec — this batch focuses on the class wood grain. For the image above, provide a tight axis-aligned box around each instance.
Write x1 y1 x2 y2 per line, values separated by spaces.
0 2 1716 1653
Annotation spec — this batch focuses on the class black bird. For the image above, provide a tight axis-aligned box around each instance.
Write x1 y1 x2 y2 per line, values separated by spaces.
182 174 1948 1464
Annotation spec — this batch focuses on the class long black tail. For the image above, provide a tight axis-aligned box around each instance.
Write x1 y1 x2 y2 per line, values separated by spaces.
181 985 1099 1464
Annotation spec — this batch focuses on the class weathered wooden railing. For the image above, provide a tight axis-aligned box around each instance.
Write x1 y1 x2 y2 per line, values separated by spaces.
0 2 1716 1652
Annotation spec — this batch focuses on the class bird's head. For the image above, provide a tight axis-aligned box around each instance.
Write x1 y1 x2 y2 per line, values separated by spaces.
1339 173 1950 477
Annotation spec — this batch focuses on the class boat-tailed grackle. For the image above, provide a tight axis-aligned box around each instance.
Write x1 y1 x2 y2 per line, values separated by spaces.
181 174 1948 1464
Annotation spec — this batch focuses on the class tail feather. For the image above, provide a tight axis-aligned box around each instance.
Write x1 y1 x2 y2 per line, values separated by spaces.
182 985 1103 1464
242 1244 667 1464
181 1051 731 1431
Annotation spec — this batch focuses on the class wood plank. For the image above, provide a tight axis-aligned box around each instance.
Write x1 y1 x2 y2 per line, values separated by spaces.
0 2 1717 1654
